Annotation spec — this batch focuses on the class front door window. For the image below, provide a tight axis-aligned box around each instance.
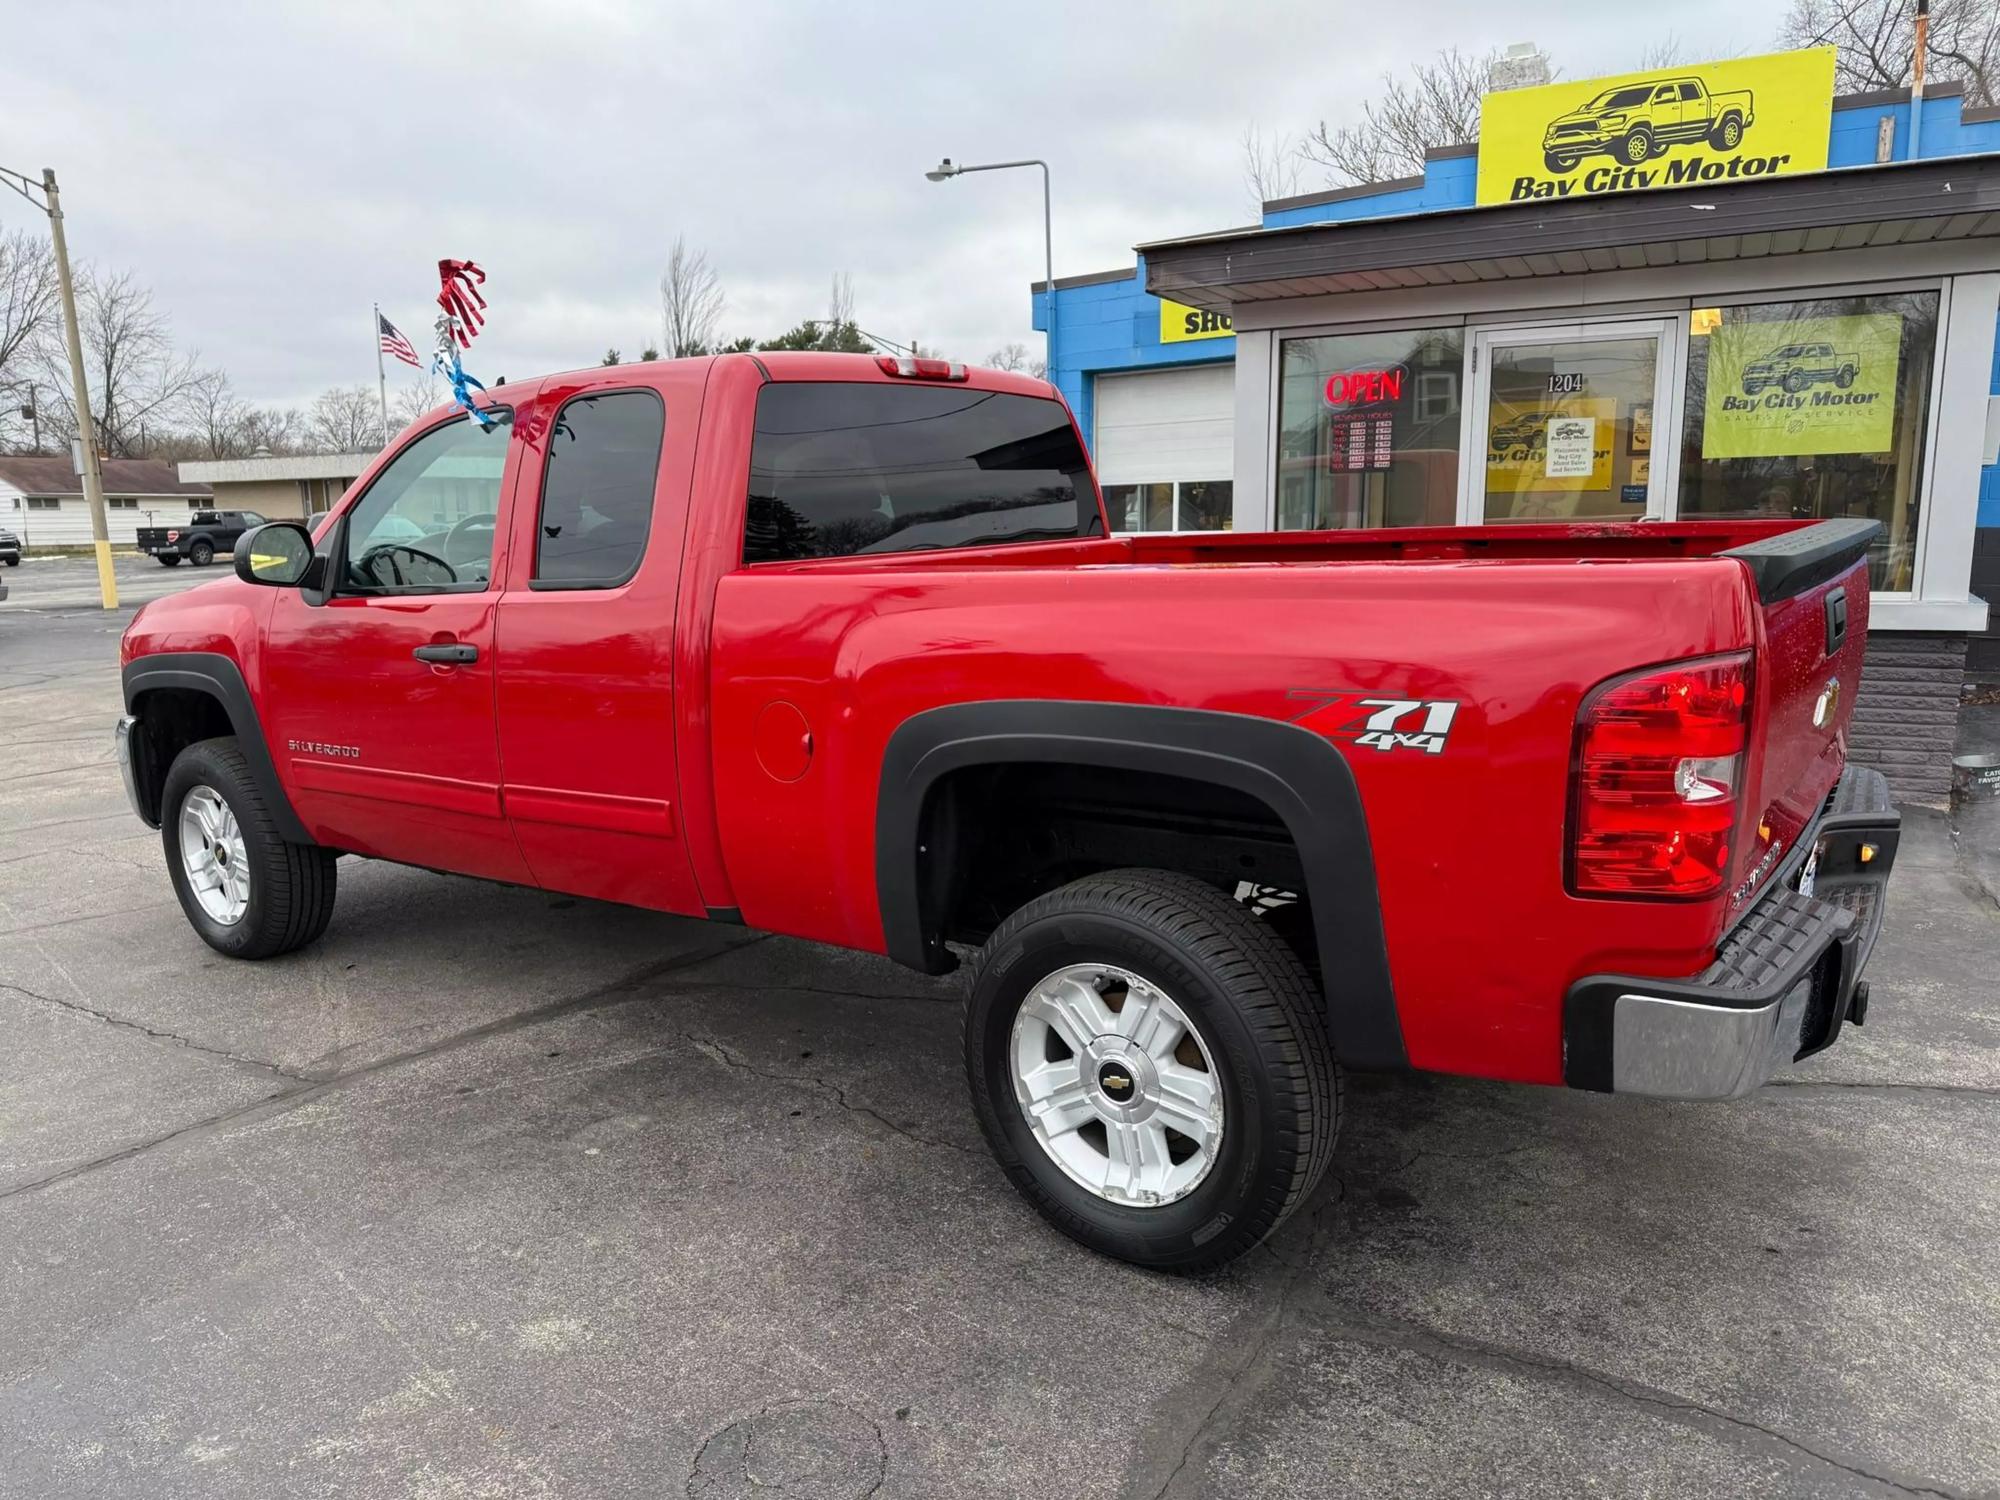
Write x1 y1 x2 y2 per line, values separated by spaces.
1475 328 1666 522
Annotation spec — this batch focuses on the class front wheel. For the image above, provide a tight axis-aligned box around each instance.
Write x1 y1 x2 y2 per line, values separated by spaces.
964 869 1340 1270
188 540 214 566
163 737 338 959
1620 127 1653 166
1543 150 1579 174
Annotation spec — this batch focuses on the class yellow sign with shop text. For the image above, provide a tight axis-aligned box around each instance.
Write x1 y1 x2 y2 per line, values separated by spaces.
1485 397 1615 493
1476 48 1834 206
1159 299 1234 344
1702 313 1903 459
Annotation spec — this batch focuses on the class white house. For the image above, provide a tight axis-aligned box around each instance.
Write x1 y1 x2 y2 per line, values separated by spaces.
0 457 214 551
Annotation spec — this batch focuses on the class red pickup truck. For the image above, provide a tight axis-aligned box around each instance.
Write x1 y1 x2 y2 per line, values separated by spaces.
115 351 1898 1269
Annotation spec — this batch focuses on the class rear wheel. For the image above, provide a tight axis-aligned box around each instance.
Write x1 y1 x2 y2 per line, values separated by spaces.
1710 114 1743 150
162 737 337 959
157 554 181 567
188 540 214 566
964 869 1340 1270
1836 366 1856 388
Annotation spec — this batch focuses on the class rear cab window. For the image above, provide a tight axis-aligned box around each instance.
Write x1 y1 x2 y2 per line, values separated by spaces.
743 383 1101 563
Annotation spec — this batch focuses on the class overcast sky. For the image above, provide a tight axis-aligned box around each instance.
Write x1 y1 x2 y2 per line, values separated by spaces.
2 0 1773 409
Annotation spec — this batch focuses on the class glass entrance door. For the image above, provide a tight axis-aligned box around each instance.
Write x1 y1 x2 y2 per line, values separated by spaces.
1464 320 1678 523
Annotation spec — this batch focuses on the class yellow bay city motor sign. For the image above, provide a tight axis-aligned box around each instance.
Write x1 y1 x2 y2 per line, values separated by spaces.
1476 48 1835 206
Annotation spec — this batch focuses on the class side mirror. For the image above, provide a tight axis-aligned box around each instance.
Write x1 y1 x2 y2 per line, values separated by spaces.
234 522 315 587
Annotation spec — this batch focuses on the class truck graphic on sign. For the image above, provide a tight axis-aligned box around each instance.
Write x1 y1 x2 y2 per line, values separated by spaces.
1541 75 1755 173
1738 342 1861 396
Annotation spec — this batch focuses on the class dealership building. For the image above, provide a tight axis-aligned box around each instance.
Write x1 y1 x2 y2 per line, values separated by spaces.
1033 52 2000 802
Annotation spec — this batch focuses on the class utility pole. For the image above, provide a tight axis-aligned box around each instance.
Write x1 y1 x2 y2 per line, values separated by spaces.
0 164 116 607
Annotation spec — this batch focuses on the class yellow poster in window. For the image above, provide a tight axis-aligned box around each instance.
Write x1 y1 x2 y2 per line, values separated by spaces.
1475 48 1834 206
1702 314 1902 459
1159 299 1234 343
1485 397 1614 492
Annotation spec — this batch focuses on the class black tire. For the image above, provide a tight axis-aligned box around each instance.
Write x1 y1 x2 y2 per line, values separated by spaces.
1783 370 1808 394
2 555 17 566
1835 366 1855 389
965 869 1341 1271
188 540 214 566
1710 115 1743 150
1620 127 1653 166
157 554 181 567
162 737 338 960
1543 150 1578 174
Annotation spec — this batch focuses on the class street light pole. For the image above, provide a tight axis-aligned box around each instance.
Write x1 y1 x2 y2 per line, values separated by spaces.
0 164 116 607
924 158 1055 380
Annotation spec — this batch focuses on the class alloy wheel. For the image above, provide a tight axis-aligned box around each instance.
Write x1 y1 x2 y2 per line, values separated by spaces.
1008 963 1224 1208
179 785 249 925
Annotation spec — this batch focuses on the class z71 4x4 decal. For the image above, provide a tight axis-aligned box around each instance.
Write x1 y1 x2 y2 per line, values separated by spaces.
1287 691 1461 756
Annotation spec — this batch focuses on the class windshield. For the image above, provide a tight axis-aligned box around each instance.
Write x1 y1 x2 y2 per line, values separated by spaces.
1586 86 1653 110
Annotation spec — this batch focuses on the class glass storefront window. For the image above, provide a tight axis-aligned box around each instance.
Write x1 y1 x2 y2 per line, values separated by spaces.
1102 481 1233 533
1277 327 1464 529
1678 290 1938 591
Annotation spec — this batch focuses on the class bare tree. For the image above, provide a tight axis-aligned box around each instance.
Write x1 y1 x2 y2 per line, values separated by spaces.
660 235 725 357
1781 0 2000 106
184 369 250 459
237 404 305 456
1301 47 1493 187
390 367 445 429
306 384 382 453
983 341 1047 378
0 230 57 450
1242 123 1303 214
828 271 855 329
31 267 202 456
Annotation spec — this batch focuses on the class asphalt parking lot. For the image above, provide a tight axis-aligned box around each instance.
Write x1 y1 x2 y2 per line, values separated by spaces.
2 581 1997 1499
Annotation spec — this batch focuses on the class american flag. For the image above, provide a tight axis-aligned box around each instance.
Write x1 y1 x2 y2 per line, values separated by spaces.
377 313 421 369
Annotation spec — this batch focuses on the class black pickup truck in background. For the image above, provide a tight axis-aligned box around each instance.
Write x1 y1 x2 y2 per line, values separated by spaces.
136 510 268 567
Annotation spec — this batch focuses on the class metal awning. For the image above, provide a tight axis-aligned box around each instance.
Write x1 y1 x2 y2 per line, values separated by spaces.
1140 157 2000 309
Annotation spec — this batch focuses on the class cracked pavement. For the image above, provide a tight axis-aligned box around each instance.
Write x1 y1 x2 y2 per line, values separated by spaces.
3 586 1998 1498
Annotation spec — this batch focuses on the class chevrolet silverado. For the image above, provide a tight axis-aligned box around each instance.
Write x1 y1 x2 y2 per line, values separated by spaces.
114 351 1898 1269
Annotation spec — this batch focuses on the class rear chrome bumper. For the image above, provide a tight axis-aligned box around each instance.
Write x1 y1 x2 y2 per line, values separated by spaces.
1563 766 1898 1100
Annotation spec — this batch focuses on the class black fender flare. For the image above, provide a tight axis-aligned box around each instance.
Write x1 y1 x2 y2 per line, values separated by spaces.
876 700 1406 1071
122 651 311 843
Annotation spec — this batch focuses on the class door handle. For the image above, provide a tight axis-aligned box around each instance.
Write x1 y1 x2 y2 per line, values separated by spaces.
413 643 478 665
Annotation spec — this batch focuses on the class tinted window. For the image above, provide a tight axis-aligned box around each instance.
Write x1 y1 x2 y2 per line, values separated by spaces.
744 384 1099 563
341 414 508 593
1679 82 1700 100
535 391 664 587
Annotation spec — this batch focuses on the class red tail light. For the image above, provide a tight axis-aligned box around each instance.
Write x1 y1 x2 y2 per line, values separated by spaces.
876 355 968 382
1570 652 1752 899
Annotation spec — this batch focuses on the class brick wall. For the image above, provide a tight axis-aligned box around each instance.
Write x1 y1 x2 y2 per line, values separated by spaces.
1849 630 1969 805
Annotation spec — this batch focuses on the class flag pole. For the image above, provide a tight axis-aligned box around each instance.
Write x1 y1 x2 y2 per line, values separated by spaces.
373 302 390 448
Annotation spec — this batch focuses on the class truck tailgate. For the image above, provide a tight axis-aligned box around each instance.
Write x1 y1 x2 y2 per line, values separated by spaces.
1722 519 1875 915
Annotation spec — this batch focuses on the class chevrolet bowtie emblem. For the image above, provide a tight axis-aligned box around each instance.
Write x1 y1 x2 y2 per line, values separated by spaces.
1102 1074 1131 1091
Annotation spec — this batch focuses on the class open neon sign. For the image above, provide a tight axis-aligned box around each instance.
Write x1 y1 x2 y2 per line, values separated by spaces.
1323 365 1408 407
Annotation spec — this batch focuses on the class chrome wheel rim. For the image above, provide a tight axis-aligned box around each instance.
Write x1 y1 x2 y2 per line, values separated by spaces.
179 785 249 925
1009 963 1223 1208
